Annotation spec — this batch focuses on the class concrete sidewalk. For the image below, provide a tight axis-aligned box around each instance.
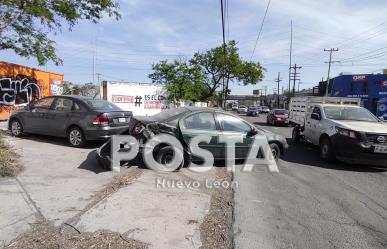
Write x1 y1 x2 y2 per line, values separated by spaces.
0 133 216 249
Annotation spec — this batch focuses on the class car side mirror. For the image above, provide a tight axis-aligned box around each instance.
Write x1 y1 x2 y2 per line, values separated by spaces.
311 113 321 120
247 128 258 136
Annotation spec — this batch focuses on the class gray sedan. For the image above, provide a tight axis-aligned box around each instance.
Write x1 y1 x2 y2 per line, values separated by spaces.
8 95 132 147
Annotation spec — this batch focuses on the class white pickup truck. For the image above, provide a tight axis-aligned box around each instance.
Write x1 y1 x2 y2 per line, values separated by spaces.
289 97 387 166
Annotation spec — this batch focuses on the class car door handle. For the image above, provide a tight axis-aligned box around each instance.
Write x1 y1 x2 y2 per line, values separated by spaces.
307 121 310 124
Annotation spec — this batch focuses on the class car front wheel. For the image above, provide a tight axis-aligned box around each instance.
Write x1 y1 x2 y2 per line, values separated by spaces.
10 119 23 137
67 127 86 148
270 143 280 161
155 146 184 171
320 137 335 162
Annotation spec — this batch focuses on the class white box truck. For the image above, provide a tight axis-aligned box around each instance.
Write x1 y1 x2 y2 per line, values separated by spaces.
289 96 387 166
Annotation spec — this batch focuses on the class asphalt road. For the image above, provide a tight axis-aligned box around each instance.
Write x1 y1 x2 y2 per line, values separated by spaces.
234 113 387 249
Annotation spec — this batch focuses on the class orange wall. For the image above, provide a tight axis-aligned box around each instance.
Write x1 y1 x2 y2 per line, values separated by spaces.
0 61 63 120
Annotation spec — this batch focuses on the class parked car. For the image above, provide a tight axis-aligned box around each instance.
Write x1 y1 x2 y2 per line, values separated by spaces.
8 95 132 147
246 106 259 116
260 106 270 114
232 103 239 111
237 105 248 114
267 109 289 126
97 107 288 169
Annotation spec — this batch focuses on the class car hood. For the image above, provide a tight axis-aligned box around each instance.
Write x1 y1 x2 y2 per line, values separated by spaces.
332 120 387 133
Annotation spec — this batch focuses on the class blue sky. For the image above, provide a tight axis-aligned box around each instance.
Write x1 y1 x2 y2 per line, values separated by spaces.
2 0 387 95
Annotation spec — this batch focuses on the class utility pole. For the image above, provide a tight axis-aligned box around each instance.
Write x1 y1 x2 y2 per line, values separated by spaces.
288 20 293 102
96 73 101 86
275 72 282 108
324 48 339 96
92 45 96 85
290 64 301 96
220 0 227 108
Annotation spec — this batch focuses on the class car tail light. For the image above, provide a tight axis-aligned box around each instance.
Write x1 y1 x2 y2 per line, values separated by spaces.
93 113 109 126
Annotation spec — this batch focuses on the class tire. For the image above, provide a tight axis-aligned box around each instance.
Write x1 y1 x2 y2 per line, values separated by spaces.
10 119 23 137
156 146 184 171
292 127 301 143
270 143 281 161
320 137 335 162
67 126 86 148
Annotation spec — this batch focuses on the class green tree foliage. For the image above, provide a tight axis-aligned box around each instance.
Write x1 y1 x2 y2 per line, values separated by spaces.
149 40 264 102
0 0 120 65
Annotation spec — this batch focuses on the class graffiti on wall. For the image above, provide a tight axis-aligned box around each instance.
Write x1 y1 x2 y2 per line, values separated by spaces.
0 75 41 106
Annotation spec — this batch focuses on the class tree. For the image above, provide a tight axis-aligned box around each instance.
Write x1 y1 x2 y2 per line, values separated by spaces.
149 60 208 103
0 0 120 65
149 40 264 103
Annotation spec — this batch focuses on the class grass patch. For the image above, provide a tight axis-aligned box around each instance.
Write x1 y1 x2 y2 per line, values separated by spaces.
0 131 21 177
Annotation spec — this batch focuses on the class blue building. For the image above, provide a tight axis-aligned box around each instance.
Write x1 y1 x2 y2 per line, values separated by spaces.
325 74 387 119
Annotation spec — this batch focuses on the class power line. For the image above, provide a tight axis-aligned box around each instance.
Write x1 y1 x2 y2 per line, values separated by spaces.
250 0 271 60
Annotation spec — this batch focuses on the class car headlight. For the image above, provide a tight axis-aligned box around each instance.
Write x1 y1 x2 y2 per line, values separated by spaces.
335 127 357 139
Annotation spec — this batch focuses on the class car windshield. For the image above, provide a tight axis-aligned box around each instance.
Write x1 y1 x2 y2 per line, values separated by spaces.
84 99 122 111
274 110 288 115
262 106 268 109
248 107 257 110
324 106 379 122
151 107 190 121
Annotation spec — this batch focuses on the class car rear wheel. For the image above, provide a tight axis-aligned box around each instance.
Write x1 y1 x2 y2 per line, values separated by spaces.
320 137 335 162
292 127 301 143
270 143 280 161
10 119 23 137
67 127 86 148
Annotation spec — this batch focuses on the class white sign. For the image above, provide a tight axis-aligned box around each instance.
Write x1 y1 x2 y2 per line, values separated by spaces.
103 82 170 116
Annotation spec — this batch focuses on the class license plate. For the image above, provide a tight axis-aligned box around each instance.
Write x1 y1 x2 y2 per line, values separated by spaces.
118 118 126 123
374 145 387 154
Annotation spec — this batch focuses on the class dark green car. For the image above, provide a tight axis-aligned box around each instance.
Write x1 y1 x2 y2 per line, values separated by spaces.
97 107 288 169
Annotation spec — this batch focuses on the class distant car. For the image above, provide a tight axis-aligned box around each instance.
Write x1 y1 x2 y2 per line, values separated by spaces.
237 105 248 114
267 109 289 126
232 103 239 111
260 106 270 114
8 95 132 147
246 106 259 116
96 107 288 169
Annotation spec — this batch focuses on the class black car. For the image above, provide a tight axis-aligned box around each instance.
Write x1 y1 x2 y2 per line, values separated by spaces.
97 107 288 170
8 95 132 147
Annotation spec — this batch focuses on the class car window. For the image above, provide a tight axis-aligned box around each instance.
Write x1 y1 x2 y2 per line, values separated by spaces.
31 97 54 110
311 107 322 117
183 112 216 130
218 113 251 133
52 98 74 111
84 99 122 111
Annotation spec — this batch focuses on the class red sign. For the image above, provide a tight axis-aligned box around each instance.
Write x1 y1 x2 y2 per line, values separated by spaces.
111 95 134 103
352 75 367 81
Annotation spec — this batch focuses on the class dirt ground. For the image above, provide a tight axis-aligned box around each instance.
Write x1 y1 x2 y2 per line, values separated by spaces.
200 167 234 249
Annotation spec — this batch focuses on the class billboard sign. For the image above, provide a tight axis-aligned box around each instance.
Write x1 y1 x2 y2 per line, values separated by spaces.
103 82 170 116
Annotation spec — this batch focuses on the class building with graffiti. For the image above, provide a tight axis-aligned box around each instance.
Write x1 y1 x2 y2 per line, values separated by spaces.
0 61 64 120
